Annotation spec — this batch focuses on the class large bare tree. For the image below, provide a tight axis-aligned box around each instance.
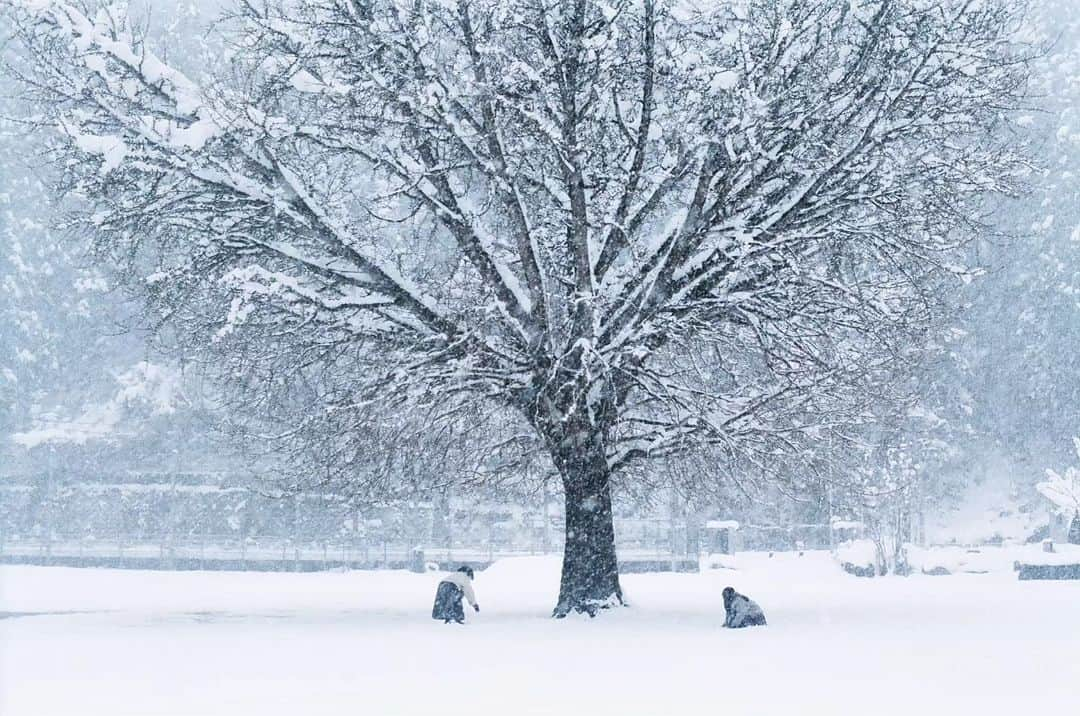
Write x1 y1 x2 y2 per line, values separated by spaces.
3 0 1029 615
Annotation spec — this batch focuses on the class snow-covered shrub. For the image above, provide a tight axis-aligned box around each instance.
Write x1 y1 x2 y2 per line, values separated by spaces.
1040 439 1080 545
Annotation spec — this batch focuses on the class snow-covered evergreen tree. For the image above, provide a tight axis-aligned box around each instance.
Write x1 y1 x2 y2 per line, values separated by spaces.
1040 440 1080 544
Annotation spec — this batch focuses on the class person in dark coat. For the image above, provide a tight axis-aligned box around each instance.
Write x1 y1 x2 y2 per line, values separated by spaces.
722 586 767 628
432 566 479 624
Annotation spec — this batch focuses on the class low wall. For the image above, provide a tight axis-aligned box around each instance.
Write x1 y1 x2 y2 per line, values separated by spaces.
1017 563 1080 580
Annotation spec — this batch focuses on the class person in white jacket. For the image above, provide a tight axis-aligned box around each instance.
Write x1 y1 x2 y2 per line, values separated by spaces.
431 566 480 624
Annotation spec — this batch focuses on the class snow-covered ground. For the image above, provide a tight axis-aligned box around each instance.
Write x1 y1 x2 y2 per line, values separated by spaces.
3 552 1079 716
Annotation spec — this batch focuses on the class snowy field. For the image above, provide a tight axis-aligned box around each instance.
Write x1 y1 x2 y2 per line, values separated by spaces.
3 553 1079 716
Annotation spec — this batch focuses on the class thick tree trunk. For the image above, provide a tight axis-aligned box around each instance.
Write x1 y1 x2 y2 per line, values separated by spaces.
550 437 624 618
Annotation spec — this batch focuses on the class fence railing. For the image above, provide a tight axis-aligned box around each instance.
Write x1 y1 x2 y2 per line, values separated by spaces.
0 535 445 568
0 533 694 571
0 523 828 572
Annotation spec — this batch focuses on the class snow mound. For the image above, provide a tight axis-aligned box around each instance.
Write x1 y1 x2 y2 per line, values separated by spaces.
834 539 877 568
703 553 738 570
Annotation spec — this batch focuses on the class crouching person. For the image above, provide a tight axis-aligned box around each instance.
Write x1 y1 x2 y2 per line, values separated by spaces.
722 586 766 628
432 566 480 624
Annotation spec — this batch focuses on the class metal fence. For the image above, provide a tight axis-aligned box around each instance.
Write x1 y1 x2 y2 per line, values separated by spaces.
0 535 477 571
0 529 700 572
0 519 826 572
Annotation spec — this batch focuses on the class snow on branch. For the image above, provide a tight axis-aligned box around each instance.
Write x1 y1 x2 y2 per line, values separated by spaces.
5 0 463 343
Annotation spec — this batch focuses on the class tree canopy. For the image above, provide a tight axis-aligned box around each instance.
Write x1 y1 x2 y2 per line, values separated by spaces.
2 0 1033 614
